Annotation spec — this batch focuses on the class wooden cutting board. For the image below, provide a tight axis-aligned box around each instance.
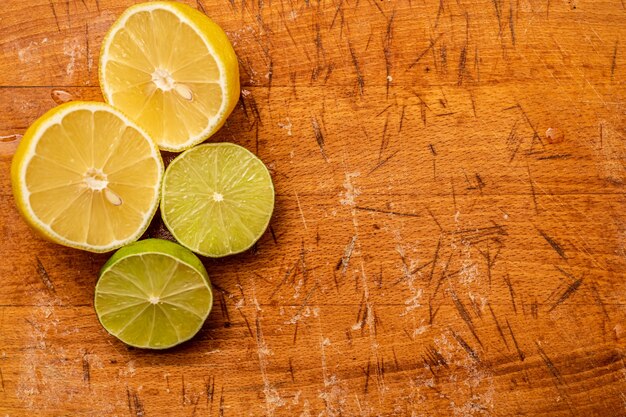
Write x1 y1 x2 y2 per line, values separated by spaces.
1 0 625 415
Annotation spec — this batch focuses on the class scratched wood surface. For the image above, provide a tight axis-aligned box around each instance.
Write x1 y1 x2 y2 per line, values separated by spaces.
1 0 626 415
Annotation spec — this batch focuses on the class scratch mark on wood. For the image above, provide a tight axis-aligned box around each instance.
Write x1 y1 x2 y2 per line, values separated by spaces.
292 320 299 345
196 0 207 14
269 225 277 244
527 164 539 214
449 289 483 347
311 116 329 162
451 178 457 213
0 368 4 392
398 105 406 133
356 206 420 218
506 319 525 361
537 228 567 259
504 274 517 313
531 299 539 318
267 59 274 100
611 41 618 81
432 252 454 299
369 0 386 16
469 89 477 117
383 11 395 98
128 387 145 417
549 268 584 312
314 23 325 65
337 235 357 274
330 0 344 29
126 387 132 415
488 302 509 349
407 34 443 70
270 259 298 299
324 63 335 84
35 257 55 294
293 285 318 318
590 281 610 320
457 15 469 85
536 341 565 386
376 103 394 117
182 375 186 405
411 90 429 126
218 291 232 328
82 353 90 386
392 347 399 370
507 121 521 163
48 0 61 31
378 113 390 162
64 0 71 29
205 376 215 406
429 300 441 325
537 154 571 160
451 329 480 362
393 260 431 286
219 386 225 417
254 310 282 416
191 395 201 417
423 345 448 375
508 0 516 46
492 0 503 39
428 236 442 283
288 358 295 382
426 208 443 232
456 223 508 245
247 94 262 126
434 0 444 28
294 191 307 230
430 150 437 178
362 359 371 393
477 244 500 286
348 41 364 96
474 46 481 82
236 308 254 339
439 45 448 73
85 23 91 79
368 150 398 175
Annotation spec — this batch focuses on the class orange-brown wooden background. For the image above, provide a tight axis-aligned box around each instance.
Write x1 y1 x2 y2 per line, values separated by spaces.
1 0 626 415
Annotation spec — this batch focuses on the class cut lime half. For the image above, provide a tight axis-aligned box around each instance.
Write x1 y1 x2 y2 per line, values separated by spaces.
95 239 213 349
161 143 275 257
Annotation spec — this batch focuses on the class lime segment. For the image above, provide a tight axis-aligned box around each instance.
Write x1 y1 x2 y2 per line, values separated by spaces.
95 239 213 349
161 143 275 257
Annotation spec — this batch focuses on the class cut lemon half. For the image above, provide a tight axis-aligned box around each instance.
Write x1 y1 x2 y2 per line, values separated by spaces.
99 1 240 152
95 239 213 349
11 101 163 253
161 143 274 257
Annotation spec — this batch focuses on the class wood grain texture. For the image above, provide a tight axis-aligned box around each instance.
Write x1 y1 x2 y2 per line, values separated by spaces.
1 0 626 415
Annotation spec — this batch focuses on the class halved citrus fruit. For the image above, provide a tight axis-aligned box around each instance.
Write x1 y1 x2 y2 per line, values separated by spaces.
95 238 213 349
161 143 274 257
11 101 163 253
99 1 240 152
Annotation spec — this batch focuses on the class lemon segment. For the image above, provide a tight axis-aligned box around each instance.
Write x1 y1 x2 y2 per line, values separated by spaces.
99 1 240 152
11 101 163 253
